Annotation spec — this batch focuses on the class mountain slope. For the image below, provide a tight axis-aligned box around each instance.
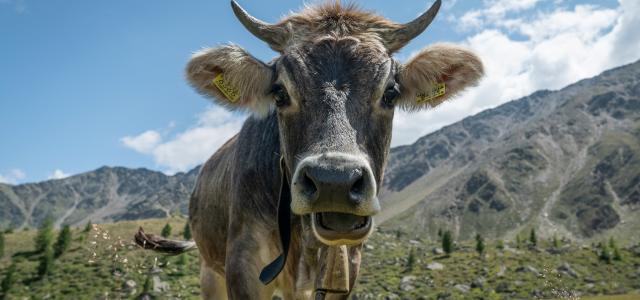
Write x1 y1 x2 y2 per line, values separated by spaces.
0 166 199 228
1 61 639 242
379 60 640 242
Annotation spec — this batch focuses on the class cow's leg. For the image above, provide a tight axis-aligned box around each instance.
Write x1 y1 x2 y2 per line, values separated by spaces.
200 262 228 300
225 229 277 299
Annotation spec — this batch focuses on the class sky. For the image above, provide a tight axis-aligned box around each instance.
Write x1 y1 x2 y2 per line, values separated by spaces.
1 0 638 184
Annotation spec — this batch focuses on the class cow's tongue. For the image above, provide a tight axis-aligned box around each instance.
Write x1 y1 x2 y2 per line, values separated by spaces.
318 212 368 232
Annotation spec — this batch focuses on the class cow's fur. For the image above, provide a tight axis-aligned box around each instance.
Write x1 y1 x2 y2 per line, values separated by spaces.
186 45 274 116
137 2 484 299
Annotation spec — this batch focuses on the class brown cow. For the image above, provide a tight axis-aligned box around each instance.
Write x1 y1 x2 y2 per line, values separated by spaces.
135 1 483 299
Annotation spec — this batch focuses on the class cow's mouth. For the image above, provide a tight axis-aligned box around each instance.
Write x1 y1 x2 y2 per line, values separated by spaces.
311 212 373 245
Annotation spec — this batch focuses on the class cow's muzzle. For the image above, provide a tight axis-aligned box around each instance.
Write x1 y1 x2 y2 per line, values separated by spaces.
291 153 379 245
312 212 373 246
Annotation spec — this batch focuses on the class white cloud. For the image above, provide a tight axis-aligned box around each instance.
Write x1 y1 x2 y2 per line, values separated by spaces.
392 0 640 146
0 169 26 184
122 107 245 174
48 169 70 180
123 0 640 165
121 130 161 154
459 0 543 30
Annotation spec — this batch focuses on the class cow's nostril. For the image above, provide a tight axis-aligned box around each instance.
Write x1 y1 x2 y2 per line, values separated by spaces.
351 176 364 194
300 172 318 199
349 176 365 202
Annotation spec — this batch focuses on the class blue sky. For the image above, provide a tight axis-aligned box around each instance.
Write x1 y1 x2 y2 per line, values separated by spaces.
1 0 637 184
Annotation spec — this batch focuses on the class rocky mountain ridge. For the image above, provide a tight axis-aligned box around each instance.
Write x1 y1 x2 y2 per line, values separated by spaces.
2 61 639 243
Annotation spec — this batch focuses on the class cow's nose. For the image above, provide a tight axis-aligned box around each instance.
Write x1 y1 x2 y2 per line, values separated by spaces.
290 153 379 216
299 163 366 205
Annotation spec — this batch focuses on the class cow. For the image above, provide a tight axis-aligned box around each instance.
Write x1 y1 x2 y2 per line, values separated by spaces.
135 0 483 299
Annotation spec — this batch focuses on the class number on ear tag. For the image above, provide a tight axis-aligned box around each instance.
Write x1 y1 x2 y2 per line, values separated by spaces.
212 73 240 102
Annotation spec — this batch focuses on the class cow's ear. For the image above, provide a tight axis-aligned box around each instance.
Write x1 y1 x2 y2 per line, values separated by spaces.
395 44 484 111
186 44 274 116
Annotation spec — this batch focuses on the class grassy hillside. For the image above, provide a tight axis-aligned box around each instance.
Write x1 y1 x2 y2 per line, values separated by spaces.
0 217 639 299
0 217 200 299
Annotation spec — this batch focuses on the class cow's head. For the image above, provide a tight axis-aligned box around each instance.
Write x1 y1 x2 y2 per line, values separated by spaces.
186 0 483 246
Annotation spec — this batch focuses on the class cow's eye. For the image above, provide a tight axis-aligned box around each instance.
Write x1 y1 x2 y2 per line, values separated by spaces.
271 84 290 107
381 84 399 108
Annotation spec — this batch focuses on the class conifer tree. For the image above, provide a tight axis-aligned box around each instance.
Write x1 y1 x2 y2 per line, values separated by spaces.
496 239 505 250
161 223 172 238
609 237 616 249
183 222 192 240
613 247 622 261
53 225 72 258
143 273 153 293
405 249 416 271
442 231 454 256
610 237 622 261
37 246 54 278
552 234 560 249
475 234 485 256
83 221 92 233
0 231 4 258
599 244 612 264
34 218 54 254
1 261 16 297
529 228 537 248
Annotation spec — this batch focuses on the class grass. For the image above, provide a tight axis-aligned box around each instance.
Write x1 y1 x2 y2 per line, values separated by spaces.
0 217 639 299
0 217 200 299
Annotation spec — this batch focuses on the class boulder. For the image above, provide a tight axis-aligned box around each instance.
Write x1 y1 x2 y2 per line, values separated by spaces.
400 276 416 291
152 276 170 293
471 277 486 289
426 262 444 270
557 262 579 278
515 265 540 275
454 284 470 293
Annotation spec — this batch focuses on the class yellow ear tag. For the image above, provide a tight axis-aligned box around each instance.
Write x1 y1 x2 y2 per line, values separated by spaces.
416 83 446 104
212 73 240 103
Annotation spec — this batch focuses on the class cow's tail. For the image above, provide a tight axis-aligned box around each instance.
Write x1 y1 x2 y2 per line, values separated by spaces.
134 227 197 255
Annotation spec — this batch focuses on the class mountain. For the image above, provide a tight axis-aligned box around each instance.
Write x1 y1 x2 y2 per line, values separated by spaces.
378 60 640 242
1 61 639 242
0 166 199 229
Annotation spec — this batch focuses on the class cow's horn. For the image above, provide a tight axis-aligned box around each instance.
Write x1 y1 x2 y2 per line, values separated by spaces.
230 1 289 52
382 0 442 52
